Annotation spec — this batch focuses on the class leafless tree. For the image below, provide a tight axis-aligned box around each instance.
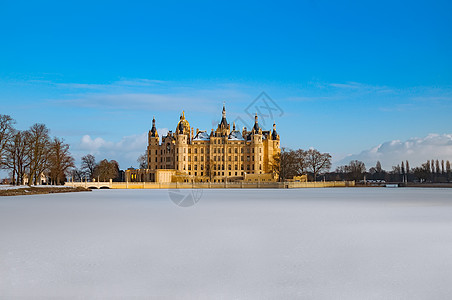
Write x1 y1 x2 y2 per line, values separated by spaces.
4 130 31 185
70 168 85 182
0 114 15 167
294 149 308 175
414 163 430 182
270 148 297 182
47 137 75 185
81 154 96 180
93 159 119 182
347 160 366 181
137 151 148 169
305 149 332 181
27 124 50 185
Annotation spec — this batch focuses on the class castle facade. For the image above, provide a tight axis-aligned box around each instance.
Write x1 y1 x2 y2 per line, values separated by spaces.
126 105 280 183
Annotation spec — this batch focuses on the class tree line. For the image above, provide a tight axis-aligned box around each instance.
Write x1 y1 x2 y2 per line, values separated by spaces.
0 114 74 185
331 159 452 183
270 146 452 183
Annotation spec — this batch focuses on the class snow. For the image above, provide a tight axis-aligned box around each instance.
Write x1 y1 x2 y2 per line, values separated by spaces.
228 130 244 140
193 130 210 141
1 188 452 298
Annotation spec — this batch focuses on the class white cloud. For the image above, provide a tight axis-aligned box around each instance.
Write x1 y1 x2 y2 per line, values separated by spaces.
77 133 147 169
336 133 452 170
157 128 169 137
76 128 172 169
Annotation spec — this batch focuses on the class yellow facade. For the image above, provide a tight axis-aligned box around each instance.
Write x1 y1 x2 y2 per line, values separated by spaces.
127 105 281 183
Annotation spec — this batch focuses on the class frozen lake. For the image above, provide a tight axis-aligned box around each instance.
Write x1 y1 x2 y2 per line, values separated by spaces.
1 188 452 299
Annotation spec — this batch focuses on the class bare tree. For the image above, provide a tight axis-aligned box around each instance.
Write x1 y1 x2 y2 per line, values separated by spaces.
305 149 332 181
93 159 119 182
294 149 308 175
4 130 31 185
0 114 15 167
137 151 148 169
270 148 297 182
347 160 366 181
27 124 50 185
414 163 430 182
47 137 75 185
70 168 84 182
81 154 96 180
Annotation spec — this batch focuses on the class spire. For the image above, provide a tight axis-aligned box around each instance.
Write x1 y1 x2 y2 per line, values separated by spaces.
182 111 185 119
219 103 228 127
233 122 236 131
150 116 157 137
253 113 260 132
272 122 278 140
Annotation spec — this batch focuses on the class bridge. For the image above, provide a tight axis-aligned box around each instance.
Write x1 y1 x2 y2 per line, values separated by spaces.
66 181 112 189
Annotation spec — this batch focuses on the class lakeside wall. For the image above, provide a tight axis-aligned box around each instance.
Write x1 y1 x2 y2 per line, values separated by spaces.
65 181 355 189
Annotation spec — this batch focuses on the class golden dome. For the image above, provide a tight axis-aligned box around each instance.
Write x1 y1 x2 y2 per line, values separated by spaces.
176 111 190 134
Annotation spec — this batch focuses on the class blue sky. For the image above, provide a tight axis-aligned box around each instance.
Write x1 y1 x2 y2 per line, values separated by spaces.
1 0 451 170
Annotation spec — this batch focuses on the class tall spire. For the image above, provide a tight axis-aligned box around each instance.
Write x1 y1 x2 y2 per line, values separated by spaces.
253 113 260 132
150 116 157 137
219 103 228 127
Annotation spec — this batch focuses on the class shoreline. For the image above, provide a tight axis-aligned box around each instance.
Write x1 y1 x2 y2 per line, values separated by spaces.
0 186 91 196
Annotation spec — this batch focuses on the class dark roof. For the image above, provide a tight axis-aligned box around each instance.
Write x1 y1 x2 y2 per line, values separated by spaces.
272 129 278 140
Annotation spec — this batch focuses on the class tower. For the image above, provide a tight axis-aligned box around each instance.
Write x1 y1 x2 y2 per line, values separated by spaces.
148 117 160 169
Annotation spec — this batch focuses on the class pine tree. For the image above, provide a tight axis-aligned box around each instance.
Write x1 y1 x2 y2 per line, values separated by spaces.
446 160 451 182
401 161 406 183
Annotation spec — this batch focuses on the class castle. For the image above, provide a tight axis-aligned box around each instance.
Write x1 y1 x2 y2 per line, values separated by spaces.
125 105 280 183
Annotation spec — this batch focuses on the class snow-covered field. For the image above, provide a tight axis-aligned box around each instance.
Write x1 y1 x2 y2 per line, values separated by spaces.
1 188 452 299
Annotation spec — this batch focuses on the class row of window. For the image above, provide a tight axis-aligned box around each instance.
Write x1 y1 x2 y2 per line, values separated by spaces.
150 146 263 156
